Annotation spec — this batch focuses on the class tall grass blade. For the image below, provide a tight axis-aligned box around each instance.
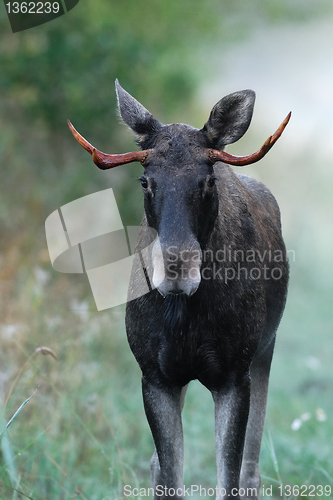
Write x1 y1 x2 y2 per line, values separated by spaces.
0 390 37 492
264 431 286 500
0 434 17 485
315 466 333 483
11 486 36 500
0 389 37 438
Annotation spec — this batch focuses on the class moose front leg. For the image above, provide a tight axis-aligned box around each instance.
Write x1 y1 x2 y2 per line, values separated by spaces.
142 377 185 500
212 374 251 500
239 338 276 499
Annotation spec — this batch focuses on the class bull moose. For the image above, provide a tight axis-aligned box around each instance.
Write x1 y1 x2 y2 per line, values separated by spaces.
68 80 290 500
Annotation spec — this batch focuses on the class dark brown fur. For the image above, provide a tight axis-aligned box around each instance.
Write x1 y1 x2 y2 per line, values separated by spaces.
118 81 289 500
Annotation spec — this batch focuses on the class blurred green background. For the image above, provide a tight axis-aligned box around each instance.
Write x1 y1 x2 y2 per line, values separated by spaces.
1 1 333 498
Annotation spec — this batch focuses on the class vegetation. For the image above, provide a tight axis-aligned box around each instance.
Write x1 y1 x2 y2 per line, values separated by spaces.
1 0 332 498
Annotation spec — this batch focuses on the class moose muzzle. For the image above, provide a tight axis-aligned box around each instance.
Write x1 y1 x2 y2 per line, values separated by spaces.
152 238 202 297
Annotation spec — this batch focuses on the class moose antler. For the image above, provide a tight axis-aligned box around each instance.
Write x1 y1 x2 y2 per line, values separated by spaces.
208 112 291 166
67 120 150 169
68 111 291 170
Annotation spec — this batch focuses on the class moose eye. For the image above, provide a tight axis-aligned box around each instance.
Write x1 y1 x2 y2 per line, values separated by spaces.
207 176 216 189
140 177 149 190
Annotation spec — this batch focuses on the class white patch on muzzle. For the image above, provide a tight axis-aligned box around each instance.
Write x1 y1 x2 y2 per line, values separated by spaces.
152 238 202 297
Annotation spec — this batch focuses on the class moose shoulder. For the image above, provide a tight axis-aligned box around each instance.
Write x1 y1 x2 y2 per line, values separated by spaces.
68 81 290 500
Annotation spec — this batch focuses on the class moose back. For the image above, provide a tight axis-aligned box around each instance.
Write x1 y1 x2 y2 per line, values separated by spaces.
68 81 290 500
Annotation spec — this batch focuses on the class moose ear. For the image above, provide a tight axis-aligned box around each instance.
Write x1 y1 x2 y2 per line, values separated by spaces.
115 79 162 145
202 90 256 149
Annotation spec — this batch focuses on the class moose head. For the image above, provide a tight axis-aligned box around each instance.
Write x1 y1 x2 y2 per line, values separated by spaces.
68 80 290 298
